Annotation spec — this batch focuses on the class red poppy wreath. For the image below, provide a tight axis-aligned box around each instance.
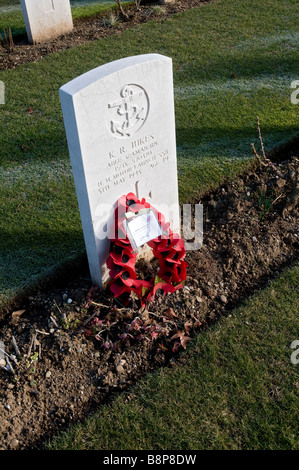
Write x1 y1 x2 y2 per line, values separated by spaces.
106 192 188 307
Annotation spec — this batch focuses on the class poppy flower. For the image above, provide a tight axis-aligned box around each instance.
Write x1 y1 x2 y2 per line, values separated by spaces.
107 262 124 279
173 260 188 282
147 232 171 251
140 198 152 208
107 244 137 280
109 247 137 268
109 263 136 285
110 278 132 298
158 259 187 283
156 263 177 283
155 246 186 266
132 279 151 298
126 192 140 207
149 231 183 254
160 233 184 250
110 242 129 256
116 291 132 307
147 282 176 302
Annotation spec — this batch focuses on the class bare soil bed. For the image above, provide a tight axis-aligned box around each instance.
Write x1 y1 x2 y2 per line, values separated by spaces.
0 143 298 450
0 0 210 71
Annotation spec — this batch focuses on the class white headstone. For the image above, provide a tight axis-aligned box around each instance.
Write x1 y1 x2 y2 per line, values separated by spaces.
59 54 180 287
20 0 73 44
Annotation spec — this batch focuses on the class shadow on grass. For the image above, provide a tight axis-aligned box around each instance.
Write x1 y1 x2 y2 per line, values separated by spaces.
176 124 299 155
178 50 299 83
1 123 298 167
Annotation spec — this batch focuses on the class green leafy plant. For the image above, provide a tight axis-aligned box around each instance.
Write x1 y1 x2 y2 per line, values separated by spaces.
258 192 273 220
102 11 119 27
30 352 38 362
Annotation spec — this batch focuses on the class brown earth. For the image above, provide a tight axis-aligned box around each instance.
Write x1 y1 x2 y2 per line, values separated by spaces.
0 0 210 71
0 144 298 450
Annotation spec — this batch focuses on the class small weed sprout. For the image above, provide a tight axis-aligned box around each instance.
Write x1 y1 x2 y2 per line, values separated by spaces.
1 27 14 53
152 5 166 16
258 193 273 220
107 12 119 27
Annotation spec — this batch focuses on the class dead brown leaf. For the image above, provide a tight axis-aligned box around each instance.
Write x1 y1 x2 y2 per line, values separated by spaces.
11 309 26 324
163 307 178 319
180 336 192 349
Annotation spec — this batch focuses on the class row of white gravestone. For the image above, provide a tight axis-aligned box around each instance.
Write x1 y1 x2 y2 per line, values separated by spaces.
20 0 73 44
59 54 181 288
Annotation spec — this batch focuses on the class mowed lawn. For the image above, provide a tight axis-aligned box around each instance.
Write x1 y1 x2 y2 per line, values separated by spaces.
47 264 299 450
0 0 299 306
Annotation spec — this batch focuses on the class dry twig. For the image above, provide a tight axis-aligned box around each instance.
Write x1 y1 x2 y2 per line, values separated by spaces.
6 358 15 375
50 315 59 328
12 336 21 357
114 0 130 20
0 346 17 365
252 117 284 178
27 333 35 357
36 329 50 336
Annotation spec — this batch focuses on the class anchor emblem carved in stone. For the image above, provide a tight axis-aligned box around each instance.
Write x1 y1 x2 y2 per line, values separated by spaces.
108 85 149 138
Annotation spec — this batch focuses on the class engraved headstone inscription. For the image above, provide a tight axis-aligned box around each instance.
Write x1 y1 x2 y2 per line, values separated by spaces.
20 0 73 44
59 54 180 287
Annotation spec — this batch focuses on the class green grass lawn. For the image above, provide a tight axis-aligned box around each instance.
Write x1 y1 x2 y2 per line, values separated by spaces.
0 0 299 307
46 263 299 450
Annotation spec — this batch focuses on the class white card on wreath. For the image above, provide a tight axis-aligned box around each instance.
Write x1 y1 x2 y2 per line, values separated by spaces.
125 209 162 251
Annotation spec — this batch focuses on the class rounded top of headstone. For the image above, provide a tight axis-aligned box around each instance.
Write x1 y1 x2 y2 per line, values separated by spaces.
59 54 172 97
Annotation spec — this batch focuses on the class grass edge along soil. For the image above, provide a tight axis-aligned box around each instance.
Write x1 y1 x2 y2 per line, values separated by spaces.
1 0 298 309
0 147 298 450
47 262 299 451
